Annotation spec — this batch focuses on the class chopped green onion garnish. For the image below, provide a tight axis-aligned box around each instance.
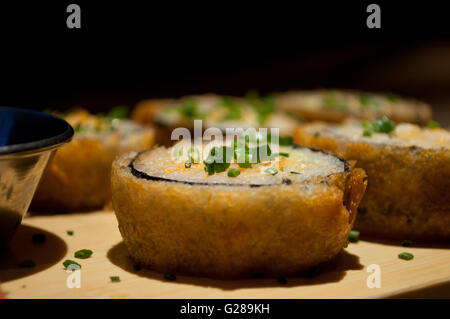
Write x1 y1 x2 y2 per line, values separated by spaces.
398 252 414 260
227 168 240 177
278 152 289 157
348 230 360 242
278 136 293 146
73 123 82 132
264 167 278 175
427 120 440 129
362 116 396 136
74 249 93 259
359 93 373 107
179 100 204 119
385 92 398 102
67 230 74 236
290 171 301 174
323 92 349 110
363 129 373 137
110 276 121 282
107 106 129 119
184 161 191 168
63 260 81 269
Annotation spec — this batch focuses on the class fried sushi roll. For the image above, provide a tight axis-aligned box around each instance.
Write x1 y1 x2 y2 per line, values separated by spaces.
32 108 154 212
111 138 367 278
294 119 450 240
276 89 432 125
131 94 300 145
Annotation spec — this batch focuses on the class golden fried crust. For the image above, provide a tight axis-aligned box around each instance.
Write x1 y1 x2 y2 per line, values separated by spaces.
131 99 173 125
32 138 115 212
294 125 450 240
111 152 367 278
32 130 154 212
277 90 432 125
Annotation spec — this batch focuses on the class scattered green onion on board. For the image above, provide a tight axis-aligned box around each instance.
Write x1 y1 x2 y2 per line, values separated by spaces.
63 260 81 269
110 276 121 282
348 230 360 242
74 249 93 259
398 252 414 260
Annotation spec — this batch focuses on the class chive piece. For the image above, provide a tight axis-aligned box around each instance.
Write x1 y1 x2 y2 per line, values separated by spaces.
313 132 320 138
107 106 129 119
73 123 81 133
363 129 373 137
359 93 374 107
277 277 287 285
164 273 176 281
278 136 293 146
348 230 360 242
278 152 289 158
179 100 204 119
19 260 35 268
373 116 396 134
227 168 241 177
398 252 414 260
362 116 396 136
184 161 191 168
63 260 81 269
32 234 46 244
264 167 278 175
385 92 398 102
62 260 78 269
74 249 93 259
67 230 74 236
427 120 440 129
290 171 301 174
401 240 413 247
110 276 121 282
323 92 349 110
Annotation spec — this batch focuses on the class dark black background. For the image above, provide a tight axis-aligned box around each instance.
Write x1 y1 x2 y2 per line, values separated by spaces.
0 1 449 122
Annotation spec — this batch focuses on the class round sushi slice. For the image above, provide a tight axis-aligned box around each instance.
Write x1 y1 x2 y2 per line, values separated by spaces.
111 138 367 278
294 119 450 240
131 94 300 145
31 108 155 212
276 89 432 125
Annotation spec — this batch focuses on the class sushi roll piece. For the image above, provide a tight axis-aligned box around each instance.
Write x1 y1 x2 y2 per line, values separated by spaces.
294 118 450 240
111 138 367 278
131 94 300 145
31 108 155 212
276 89 432 125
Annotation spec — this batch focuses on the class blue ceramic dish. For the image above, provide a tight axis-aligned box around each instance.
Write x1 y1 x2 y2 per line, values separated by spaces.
0 107 73 248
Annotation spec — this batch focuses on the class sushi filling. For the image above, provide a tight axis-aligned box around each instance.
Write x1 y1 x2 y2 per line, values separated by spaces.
129 139 347 187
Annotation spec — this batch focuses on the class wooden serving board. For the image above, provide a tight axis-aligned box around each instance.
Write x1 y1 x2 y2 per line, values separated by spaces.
0 211 449 299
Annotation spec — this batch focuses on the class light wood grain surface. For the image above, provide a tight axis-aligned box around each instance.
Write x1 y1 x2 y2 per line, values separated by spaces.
0 211 449 299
